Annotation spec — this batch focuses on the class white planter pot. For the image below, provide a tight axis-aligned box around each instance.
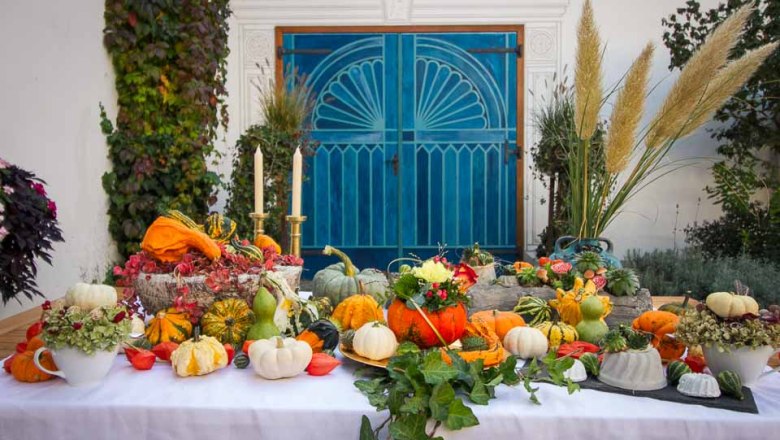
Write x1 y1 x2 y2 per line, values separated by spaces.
472 263 496 284
703 345 780 388
34 346 118 387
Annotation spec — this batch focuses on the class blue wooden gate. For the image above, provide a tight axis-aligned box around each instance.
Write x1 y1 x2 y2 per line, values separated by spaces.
278 29 521 272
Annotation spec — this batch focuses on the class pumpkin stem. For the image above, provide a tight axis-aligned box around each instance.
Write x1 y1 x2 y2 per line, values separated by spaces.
194 326 200 342
275 336 285 349
323 245 356 277
681 295 690 309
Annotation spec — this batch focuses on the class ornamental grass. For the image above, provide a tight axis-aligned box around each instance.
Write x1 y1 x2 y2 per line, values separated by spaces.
564 1 777 239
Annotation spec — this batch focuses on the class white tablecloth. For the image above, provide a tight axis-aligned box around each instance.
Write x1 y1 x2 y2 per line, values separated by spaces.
1 351 779 440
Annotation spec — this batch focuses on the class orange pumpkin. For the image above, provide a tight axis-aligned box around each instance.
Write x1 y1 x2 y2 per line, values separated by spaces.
11 350 57 383
632 310 685 361
141 217 221 262
441 320 505 367
470 310 525 340
387 299 467 348
26 336 45 353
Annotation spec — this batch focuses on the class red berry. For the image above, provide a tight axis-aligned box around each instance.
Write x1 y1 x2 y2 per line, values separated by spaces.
26 322 43 341
3 354 17 374
224 344 235 365
15 342 28 354
151 342 179 362
130 351 156 371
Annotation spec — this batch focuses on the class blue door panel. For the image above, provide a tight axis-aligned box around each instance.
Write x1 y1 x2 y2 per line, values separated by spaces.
281 31 518 273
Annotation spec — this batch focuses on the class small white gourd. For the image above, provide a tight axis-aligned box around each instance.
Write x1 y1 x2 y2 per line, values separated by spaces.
249 336 313 380
353 321 398 361
65 282 117 311
502 327 548 359
563 359 588 383
677 373 721 398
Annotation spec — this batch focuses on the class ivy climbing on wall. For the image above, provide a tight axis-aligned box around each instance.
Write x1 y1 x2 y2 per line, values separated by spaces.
101 0 231 258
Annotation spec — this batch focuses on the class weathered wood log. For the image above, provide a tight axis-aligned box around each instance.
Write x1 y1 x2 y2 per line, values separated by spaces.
468 282 652 326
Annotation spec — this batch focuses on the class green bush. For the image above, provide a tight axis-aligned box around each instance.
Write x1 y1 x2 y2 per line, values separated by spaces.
623 248 779 307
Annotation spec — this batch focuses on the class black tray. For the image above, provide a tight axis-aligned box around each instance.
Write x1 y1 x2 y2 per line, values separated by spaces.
578 377 758 414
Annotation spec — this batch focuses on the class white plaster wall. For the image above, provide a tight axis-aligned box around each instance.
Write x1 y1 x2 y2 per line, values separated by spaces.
560 0 725 257
0 0 117 319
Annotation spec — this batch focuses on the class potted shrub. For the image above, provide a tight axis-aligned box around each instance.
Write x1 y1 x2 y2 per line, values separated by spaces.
34 299 132 387
675 289 780 387
461 243 496 284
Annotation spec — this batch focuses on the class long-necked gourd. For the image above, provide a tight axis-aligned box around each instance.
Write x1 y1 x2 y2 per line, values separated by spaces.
246 286 280 340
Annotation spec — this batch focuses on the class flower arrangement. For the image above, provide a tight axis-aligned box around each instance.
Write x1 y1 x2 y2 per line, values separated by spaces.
392 257 477 311
506 256 640 297
676 303 780 350
564 1 777 238
0 158 63 305
40 301 132 355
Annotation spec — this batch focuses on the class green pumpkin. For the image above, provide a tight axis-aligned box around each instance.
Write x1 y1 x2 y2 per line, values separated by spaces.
340 329 356 352
246 287 280 340
666 360 692 385
575 296 608 344
201 298 255 345
311 245 389 306
513 296 551 326
658 296 692 316
717 370 745 400
579 352 600 376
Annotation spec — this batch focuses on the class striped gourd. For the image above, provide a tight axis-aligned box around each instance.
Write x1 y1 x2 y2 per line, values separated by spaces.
204 213 237 244
514 296 552 326
144 307 193 345
533 320 577 348
666 360 692 385
233 352 250 369
201 299 255 345
230 237 264 261
164 210 203 231
579 352 600 376
717 370 745 400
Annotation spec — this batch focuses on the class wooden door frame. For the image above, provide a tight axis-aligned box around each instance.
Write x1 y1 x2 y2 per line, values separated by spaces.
275 25 525 255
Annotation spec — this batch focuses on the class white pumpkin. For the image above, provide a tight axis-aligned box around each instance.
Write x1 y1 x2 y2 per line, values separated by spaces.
677 373 721 398
65 282 117 311
129 314 145 337
249 336 312 380
503 326 548 359
353 321 398 361
705 292 759 319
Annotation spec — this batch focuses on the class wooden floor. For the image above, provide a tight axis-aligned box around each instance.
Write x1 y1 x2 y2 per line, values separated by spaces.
1 297 778 367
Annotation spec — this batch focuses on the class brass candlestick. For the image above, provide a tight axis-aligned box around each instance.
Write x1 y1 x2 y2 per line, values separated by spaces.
285 215 307 257
250 212 268 240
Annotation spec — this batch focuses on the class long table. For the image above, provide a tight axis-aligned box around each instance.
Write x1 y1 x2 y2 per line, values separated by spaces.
1 350 779 440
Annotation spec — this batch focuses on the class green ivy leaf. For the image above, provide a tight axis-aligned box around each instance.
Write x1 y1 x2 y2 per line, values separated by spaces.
388 414 429 440
421 352 458 385
469 379 490 405
429 382 455 421
359 416 375 440
445 398 479 430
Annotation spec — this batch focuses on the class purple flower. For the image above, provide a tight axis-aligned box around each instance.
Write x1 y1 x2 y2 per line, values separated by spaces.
0 227 8 242
47 200 57 219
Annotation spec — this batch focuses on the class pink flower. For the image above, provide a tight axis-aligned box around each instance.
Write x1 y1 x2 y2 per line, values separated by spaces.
72 322 83 330
592 275 607 291
41 300 52 310
426 291 433 298
431 283 439 289
438 290 448 300
47 200 57 218
0 226 8 242
0 158 8 169
551 262 573 275
3 185 13 195
452 263 478 292
113 266 124 276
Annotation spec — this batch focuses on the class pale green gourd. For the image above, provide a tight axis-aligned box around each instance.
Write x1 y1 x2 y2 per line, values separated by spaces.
246 287 280 340
311 245 389 306
575 296 608 344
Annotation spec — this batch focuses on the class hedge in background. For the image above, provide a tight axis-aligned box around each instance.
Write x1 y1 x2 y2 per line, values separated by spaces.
623 248 779 306
101 0 230 258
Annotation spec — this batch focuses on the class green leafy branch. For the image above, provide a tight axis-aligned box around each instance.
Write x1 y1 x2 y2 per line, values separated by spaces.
355 344 578 440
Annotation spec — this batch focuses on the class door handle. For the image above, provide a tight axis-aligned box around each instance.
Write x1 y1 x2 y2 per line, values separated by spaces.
503 140 522 164
386 153 399 176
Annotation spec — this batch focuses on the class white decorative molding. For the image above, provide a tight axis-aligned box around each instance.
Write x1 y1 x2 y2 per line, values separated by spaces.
383 0 413 22
229 0 571 254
